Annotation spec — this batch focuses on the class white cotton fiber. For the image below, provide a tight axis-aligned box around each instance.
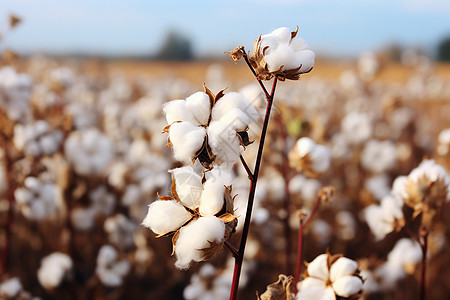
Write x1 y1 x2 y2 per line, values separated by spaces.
296 137 315 157
186 92 211 125
330 257 358 282
211 92 257 123
37 252 72 290
171 166 203 209
174 216 225 270
163 99 197 125
207 121 241 165
199 178 225 216
169 122 206 163
310 145 330 173
142 200 191 235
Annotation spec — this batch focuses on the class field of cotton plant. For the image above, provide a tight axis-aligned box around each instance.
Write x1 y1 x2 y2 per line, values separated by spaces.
1 26 450 300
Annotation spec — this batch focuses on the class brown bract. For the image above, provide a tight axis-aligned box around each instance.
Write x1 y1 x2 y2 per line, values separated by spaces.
257 274 294 300
404 175 448 228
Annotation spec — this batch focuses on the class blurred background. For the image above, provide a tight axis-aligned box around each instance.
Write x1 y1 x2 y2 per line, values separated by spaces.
1 1 450 300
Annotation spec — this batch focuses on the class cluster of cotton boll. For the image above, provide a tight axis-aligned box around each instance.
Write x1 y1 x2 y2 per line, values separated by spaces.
71 185 116 231
14 176 60 220
95 245 131 287
0 67 32 121
13 120 63 157
2 35 450 299
64 128 115 176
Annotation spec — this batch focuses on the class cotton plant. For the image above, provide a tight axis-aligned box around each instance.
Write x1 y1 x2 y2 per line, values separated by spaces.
141 26 318 299
13 120 63 157
0 66 32 121
14 176 61 221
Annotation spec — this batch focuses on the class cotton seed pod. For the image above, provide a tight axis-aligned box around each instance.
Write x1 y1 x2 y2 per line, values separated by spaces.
249 27 315 81
401 160 450 228
298 252 363 299
288 137 330 178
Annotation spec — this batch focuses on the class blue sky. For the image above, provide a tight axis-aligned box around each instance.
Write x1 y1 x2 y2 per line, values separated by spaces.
1 0 449 57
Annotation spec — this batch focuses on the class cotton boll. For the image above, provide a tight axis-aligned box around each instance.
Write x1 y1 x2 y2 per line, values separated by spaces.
0 278 23 298
71 207 96 231
171 166 203 209
185 92 211 125
169 122 206 163
96 245 130 287
309 145 330 173
37 252 73 290
142 200 192 236
163 99 197 125
174 216 225 270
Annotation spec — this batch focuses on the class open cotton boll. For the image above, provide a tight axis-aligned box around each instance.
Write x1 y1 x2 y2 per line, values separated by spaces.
163 99 197 125
142 200 191 236
174 216 225 270
169 122 206 163
309 145 330 173
296 137 316 157
0 277 22 298
185 92 211 125
171 166 203 208
37 252 72 290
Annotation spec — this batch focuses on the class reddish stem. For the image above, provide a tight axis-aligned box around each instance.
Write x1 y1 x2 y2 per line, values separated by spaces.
420 232 428 300
1 146 15 275
229 77 278 300
293 195 321 295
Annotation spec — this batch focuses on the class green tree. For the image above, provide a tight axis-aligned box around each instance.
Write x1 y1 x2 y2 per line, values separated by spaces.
437 36 450 62
155 31 194 61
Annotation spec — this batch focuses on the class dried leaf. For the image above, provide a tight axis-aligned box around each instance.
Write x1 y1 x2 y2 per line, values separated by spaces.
291 26 299 39
257 274 294 300
219 213 239 223
9 14 22 29
157 192 173 201
170 174 180 201
171 230 180 255
226 46 245 62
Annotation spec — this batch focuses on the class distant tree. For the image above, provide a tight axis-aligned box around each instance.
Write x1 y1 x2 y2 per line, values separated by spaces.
437 36 450 62
155 31 194 61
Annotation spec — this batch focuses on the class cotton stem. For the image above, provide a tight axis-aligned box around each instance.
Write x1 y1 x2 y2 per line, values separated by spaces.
229 76 278 300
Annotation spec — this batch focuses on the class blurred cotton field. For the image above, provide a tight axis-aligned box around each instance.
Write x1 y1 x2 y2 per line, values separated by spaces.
2 30 450 300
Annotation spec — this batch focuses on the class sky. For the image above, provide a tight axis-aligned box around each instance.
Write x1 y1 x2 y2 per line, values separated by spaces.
0 0 450 58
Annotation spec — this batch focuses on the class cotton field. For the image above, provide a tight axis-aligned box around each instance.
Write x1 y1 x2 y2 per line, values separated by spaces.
1 27 450 300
